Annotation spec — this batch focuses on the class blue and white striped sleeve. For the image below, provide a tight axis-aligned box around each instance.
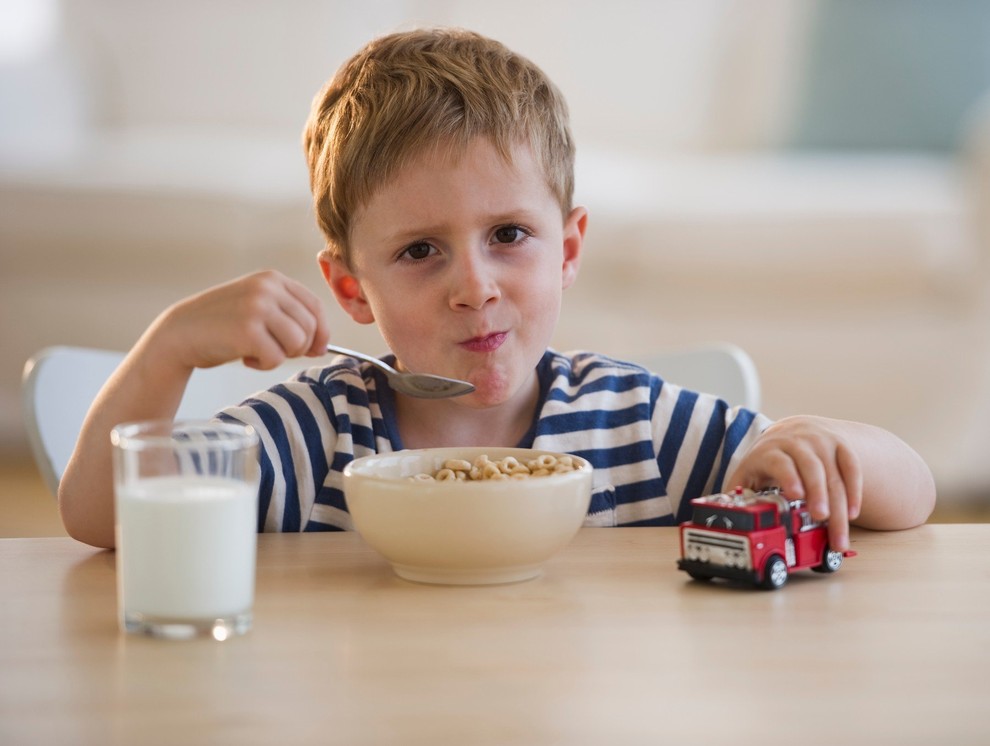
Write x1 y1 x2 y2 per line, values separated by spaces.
218 374 340 533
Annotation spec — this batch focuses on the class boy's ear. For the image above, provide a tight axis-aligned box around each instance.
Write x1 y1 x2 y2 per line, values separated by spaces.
318 252 375 324
561 206 588 290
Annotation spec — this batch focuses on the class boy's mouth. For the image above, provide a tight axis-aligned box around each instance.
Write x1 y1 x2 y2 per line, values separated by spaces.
459 332 507 353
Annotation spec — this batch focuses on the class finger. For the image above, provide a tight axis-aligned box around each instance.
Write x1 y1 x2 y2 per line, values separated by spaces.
242 325 290 370
265 308 316 360
827 488 850 552
789 445 830 521
837 443 863 522
273 290 321 356
727 448 803 498
251 280 323 360
233 275 320 367
824 468 850 552
306 310 331 357
284 279 330 356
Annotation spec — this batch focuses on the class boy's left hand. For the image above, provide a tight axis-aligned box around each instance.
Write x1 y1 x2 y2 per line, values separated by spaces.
725 415 863 552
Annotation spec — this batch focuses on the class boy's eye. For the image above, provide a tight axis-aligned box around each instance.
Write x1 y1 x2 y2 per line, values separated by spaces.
402 242 435 261
493 225 524 244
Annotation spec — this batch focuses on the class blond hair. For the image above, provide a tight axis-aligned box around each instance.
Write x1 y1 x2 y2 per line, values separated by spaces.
303 27 575 266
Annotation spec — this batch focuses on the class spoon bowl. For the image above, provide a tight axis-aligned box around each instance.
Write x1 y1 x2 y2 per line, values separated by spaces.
326 344 475 399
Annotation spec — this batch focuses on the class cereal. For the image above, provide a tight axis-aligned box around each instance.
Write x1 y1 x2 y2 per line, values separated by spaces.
532 454 557 469
410 453 580 482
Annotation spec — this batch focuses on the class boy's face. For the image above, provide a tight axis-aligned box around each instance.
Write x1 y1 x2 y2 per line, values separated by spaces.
327 137 586 408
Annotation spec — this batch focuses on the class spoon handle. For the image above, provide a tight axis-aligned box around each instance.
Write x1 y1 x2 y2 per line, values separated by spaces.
325 344 398 374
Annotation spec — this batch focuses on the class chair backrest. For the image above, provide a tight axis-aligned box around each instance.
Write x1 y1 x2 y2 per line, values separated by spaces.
630 343 761 411
22 346 302 497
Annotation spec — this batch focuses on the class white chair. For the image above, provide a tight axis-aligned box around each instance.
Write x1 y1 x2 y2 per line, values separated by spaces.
22 346 302 497
630 342 761 411
22 342 761 498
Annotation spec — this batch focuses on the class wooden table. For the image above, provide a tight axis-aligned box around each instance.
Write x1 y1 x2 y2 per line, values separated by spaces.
2 526 987 745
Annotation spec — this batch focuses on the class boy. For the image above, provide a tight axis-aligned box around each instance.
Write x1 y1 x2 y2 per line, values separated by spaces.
59 28 935 550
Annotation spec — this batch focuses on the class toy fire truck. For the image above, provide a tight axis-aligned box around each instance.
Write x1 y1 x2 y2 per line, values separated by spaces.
677 486 856 589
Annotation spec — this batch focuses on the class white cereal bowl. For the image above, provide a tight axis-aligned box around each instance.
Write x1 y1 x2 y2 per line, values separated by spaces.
342 447 593 585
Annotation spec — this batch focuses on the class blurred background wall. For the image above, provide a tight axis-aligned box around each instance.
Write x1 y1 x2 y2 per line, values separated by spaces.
3 0 990 506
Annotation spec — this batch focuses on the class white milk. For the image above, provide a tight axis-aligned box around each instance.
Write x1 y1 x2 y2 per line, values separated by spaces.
116 475 258 620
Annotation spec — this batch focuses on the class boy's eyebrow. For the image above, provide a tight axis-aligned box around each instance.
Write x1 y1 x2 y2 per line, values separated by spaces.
384 209 545 244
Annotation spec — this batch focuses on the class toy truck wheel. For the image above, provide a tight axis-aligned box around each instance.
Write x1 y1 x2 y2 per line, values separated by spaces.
813 547 844 574
686 570 713 582
761 555 788 590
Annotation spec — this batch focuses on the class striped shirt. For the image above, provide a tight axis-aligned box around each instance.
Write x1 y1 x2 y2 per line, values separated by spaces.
219 349 772 532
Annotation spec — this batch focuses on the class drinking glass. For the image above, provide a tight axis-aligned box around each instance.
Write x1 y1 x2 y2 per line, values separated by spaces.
111 420 260 640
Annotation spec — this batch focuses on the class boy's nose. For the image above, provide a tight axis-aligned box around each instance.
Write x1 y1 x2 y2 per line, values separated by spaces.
449 252 501 311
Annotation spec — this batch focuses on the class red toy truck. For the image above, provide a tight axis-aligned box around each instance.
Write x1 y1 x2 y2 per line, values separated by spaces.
677 487 856 589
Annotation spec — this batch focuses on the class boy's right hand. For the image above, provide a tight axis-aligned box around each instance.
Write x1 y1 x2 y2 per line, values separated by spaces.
152 270 331 372
58 270 329 549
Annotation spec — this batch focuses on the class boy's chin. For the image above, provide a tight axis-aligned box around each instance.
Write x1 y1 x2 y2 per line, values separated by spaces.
464 367 537 408
454 379 507 407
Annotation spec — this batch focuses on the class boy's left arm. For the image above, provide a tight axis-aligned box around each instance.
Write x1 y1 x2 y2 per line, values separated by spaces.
726 415 936 552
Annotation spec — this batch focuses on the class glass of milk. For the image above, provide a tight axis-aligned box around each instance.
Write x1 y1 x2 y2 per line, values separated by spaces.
111 420 260 640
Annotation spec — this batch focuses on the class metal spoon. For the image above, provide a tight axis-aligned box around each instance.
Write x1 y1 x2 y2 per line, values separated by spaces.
326 344 475 399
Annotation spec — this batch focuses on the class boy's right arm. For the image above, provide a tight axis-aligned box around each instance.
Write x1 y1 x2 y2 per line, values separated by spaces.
58 271 330 548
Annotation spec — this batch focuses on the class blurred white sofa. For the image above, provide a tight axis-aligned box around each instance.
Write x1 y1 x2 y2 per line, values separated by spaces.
3 0 990 501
